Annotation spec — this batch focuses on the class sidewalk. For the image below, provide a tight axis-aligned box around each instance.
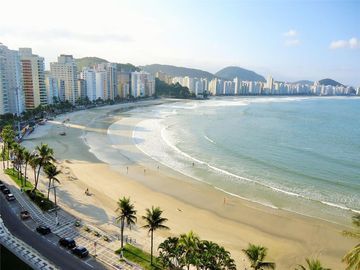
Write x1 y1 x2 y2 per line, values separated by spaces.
0 168 141 270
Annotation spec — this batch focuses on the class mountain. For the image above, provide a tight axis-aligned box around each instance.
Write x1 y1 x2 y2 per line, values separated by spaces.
141 64 215 79
75 57 139 72
293 80 314 85
318 78 345 87
75 57 108 70
215 66 266 82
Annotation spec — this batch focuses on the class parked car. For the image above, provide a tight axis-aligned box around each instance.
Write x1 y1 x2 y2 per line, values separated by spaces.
0 180 3 184
59 238 76 249
36 225 51 235
2 188 10 195
6 194 15 201
0 184 7 191
72 246 89 258
20 210 30 220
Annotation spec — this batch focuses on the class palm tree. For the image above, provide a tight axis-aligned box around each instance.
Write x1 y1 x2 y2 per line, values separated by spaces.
34 144 55 191
158 237 184 269
178 231 200 270
242 243 276 270
44 163 61 199
142 206 169 265
199 240 236 270
29 153 39 187
115 197 137 252
343 214 360 270
23 149 31 188
0 125 15 169
296 258 331 270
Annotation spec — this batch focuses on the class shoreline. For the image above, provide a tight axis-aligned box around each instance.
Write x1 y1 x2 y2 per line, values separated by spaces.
22 98 357 269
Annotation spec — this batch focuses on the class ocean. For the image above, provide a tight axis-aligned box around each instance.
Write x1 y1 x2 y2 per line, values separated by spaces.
126 96 360 225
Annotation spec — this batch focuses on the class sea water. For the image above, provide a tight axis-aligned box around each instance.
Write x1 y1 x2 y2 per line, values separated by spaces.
130 96 360 225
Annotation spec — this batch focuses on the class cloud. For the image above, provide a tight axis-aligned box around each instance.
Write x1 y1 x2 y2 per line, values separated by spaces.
283 29 299 46
285 39 300 46
284 29 297 37
330 37 360 49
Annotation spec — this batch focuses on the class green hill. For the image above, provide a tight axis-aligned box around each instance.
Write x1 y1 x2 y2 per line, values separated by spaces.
75 57 108 70
75 57 139 72
318 78 345 87
141 64 215 79
215 66 265 82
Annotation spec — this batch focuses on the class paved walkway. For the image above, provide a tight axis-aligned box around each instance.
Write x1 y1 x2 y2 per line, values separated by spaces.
1 169 141 270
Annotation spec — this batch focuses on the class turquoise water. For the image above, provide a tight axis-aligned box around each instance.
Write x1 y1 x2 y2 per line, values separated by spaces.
130 97 360 224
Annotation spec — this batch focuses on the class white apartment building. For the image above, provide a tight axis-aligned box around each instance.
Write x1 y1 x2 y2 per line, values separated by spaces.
81 67 96 101
0 43 26 115
45 74 59 104
95 70 106 100
50 55 78 104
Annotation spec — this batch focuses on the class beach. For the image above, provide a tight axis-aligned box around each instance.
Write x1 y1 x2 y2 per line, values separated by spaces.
22 99 357 269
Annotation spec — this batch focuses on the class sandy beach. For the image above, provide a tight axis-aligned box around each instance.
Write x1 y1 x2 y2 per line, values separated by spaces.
22 99 357 269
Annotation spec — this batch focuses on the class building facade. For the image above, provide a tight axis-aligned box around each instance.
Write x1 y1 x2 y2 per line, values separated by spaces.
19 48 47 110
50 55 78 104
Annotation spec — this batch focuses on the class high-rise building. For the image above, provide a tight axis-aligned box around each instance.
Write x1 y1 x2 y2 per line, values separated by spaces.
95 70 106 100
117 72 131 98
267 75 274 91
81 67 96 101
45 73 60 104
0 44 9 115
19 48 47 110
50 55 78 104
0 43 26 115
130 71 155 97
95 63 118 100
77 79 87 100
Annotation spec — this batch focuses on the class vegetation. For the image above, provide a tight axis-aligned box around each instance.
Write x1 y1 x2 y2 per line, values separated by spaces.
116 244 161 270
141 64 215 80
142 206 169 265
342 214 360 270
242 243 276 270
158 231 236 270
155 78 194 99
115 197 137 252
295 258 331 270
5 168 55 211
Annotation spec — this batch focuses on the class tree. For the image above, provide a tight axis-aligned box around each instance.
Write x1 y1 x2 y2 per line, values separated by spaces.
343 214 360 270
34 144 55 191
295 258 331 270
29 153 39 187
158 237 184 269
158 233 236 270
178 231 200 270
198 240 236 270
23 149 31 187
115 197 137 252
242 244 276 270
44 163 61 199
0 125 15 169
142 206 169 265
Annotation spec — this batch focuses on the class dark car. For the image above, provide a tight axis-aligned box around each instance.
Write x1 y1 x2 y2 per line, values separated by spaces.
59 238 76 249
0 180 3 184
36 225 51 235
6 194 15 201
2 188 10 195
72 246 89 258
0 184 7 191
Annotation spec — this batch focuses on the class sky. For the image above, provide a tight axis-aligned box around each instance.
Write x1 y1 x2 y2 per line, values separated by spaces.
0 0 359 86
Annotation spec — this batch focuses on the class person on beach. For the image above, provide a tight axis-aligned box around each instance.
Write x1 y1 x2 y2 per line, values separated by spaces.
126 166 128 174
85 188 89 195
192 162 195 167
144 168 146 175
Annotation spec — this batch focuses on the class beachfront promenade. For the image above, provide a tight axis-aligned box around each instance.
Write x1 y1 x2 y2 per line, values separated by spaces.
0 217 58 270
0 168 141 270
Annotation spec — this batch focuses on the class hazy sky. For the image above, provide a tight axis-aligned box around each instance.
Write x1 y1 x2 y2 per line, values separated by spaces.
0 0 359 85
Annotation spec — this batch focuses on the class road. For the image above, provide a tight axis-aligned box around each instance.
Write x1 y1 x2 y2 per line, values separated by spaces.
0 192 106 270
